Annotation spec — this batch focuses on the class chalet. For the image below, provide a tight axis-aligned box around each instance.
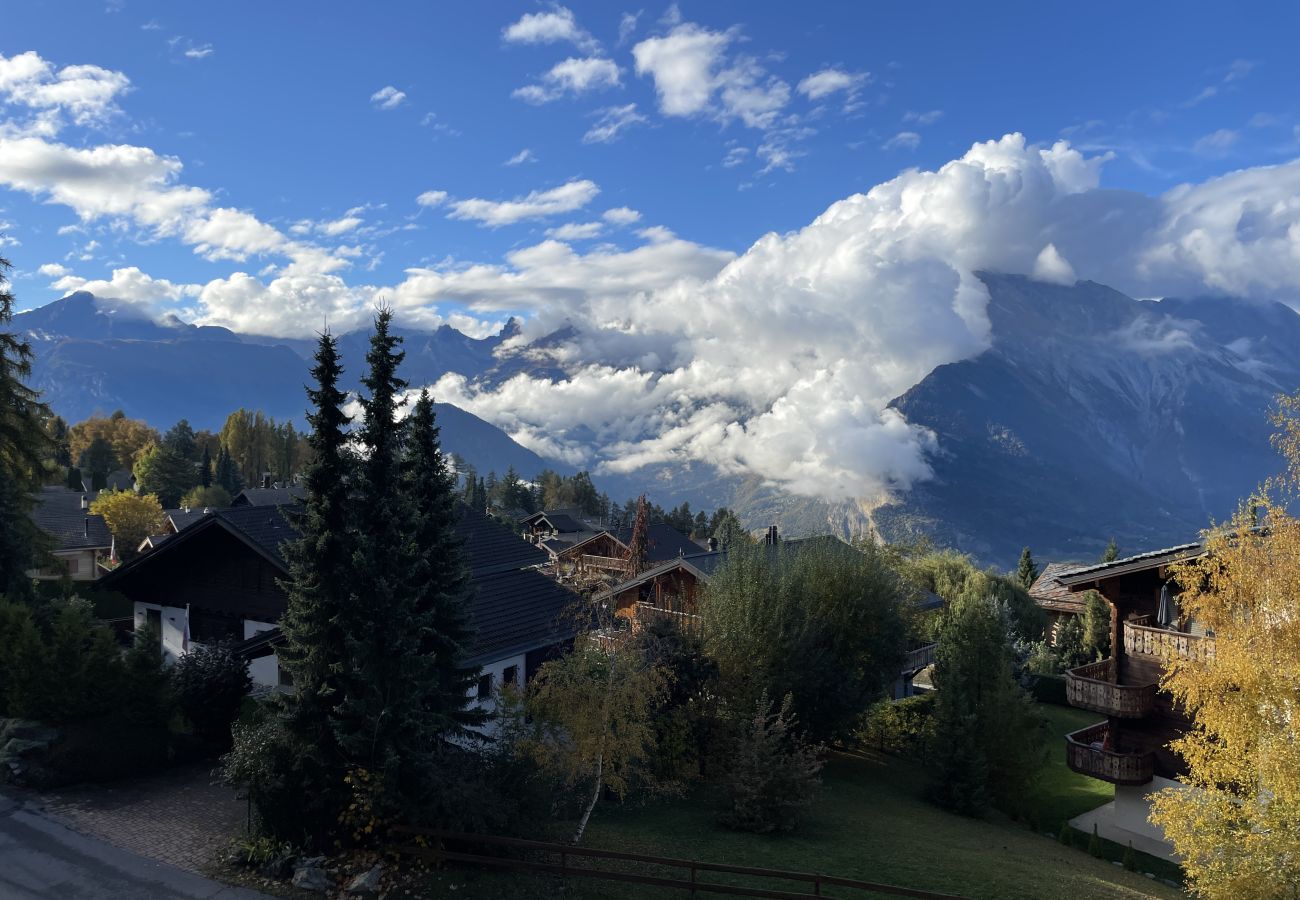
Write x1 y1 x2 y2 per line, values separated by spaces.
518 507 601 552
1051 540 1211 859
1028 561 1088 643
99 502 578 726
591 527 944 699
554 522 704 580
28 486 114 581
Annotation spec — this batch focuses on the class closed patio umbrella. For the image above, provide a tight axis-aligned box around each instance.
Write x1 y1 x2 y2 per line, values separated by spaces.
1157 583 1180 629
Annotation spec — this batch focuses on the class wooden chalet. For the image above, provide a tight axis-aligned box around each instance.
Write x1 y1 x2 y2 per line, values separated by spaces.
28 486 114 582
555 522 704 580
1028 561 1088 644
1052 540 1212 857
591 527 944 699
99 502 578 728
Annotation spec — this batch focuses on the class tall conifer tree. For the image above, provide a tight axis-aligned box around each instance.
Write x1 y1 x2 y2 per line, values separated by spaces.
403 389 483 739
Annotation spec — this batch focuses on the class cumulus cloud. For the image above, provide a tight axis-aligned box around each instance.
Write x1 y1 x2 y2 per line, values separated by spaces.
0 51 130 127
602 206 641 225
583 103 647 143
502 6 598 52
369 85 407 110
440 179 600 227
545 221 603 240
633 22 790 129
513 57 621 104
416 190 448 207
796 67 867 101
1032 243 1076 284
882 131 921 150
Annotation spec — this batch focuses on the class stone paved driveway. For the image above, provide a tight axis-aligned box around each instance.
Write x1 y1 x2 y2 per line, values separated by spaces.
37 761 247 874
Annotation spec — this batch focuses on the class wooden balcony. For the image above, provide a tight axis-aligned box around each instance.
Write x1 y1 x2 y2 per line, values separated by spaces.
1064 658 1156 718
579 554 628 573
1065 721 1155 785
901 643 937 673
1123 621 1215 662
635 601 701 629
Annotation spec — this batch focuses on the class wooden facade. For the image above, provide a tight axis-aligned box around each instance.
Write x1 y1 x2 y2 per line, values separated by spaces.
1057 548 1210 785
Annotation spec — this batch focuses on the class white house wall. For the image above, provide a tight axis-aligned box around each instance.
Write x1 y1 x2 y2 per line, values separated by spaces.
243 618 281 688
470 651 526 738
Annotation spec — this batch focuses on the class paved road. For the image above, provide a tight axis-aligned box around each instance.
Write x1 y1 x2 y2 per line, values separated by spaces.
0 796 271 899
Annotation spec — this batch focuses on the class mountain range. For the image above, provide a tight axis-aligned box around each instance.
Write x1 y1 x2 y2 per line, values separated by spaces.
17 277 1300 569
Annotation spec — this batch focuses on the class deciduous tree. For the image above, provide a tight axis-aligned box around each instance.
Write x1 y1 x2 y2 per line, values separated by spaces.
90 489 164 561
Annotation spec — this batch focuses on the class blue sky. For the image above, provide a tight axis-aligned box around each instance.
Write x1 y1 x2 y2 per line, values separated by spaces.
3 1 1299 322
5 2 1300 493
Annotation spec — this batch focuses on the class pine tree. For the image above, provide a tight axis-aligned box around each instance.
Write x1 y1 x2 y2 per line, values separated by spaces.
402 390 484 742
624 494 650 577
199 444 212 488
1016 546 1038 589
1101 537 1119 562
255 328 355 842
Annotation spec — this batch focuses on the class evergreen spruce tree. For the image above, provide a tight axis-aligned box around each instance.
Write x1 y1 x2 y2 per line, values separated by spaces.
1101 537 1119 562
199 444 212 488
257 329 355 842
402 389 484 742
1016 546 1039 590
331 309 440 815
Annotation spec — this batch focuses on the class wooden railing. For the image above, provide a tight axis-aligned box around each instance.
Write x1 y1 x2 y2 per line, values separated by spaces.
1064 658 1156 718
901 643 937 673
392 827 967 899
1123 621 1215 662
580 553 630 572
1065 721 1155 786
636 601 701 628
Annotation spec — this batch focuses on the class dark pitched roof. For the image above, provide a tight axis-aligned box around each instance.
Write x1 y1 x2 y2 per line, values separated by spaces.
621 523 701 562
520 509 591 533
1054 542 1205 588
466 568 578 664
231 486 307 507
103 469 134 492
454 504 549 576
1029 562 1089 613
164 508 208 532
212 505 300 568
30 487 113 551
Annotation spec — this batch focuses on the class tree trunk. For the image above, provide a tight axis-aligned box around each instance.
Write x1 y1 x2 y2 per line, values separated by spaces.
572 749 603 844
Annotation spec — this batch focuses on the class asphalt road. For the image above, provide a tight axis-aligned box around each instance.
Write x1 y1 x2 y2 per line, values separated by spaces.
0 796 271 899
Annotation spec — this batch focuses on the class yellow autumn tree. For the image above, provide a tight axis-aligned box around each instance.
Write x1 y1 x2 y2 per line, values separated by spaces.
1150 392 1300 898
90 489 165 562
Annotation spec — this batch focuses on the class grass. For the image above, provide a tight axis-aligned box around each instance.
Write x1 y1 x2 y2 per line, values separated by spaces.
420 702 1182 900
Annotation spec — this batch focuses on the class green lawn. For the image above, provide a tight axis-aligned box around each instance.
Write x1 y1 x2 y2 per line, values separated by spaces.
425 702 1182 900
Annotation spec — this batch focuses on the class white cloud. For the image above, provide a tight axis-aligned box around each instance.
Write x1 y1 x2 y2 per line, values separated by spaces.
51 265 200 304
617 11 641 45
37 262 69 277
602 206 641 225
797 67 868 101
183 45 214 59
1192 128 1238 158
369 85 407 110
546 221 604 240
502 6 598 52
583 103 647 143
1032 243 1076 284
505 148 538 166
903 109 943 126
722 146 749 168
513 57 621 104
0 51 130 127
416 190 448 207
441 179 600 227
882 131 921 150
318 215 363 236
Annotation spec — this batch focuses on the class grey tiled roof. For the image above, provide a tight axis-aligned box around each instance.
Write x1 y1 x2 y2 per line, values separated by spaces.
164 508 208 532
1029 561 1089 612
30 487 113 551
466 568 578 664
231 486 307 507
1055 542 1205 586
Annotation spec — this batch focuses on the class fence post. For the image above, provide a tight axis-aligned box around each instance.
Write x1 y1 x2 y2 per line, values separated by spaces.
690 864 697 897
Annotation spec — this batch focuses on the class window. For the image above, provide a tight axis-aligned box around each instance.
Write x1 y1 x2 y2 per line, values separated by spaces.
477 673 493 700
502 665 518 687
65 557 80 575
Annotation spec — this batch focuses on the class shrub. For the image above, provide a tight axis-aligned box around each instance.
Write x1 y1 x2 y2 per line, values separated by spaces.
179 485 231 510
857 692 936 757
171 643 252 746
39 717 171 787
1058 821 1073 846
718 693 823 835
1088 824 1102 858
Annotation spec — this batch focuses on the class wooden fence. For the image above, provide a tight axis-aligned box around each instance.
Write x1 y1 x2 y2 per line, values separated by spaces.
392 827 966 899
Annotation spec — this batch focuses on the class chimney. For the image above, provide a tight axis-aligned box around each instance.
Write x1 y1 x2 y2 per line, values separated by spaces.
80 494 89 511
765 524 779 546
707 537 719 552
262 473 272 489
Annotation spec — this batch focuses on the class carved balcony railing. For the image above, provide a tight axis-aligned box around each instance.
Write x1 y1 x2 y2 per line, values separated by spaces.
1064 658 1157 718
635 601 701 630
1123 621 1215 662
1065 721 1155 785
579 554 629 573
